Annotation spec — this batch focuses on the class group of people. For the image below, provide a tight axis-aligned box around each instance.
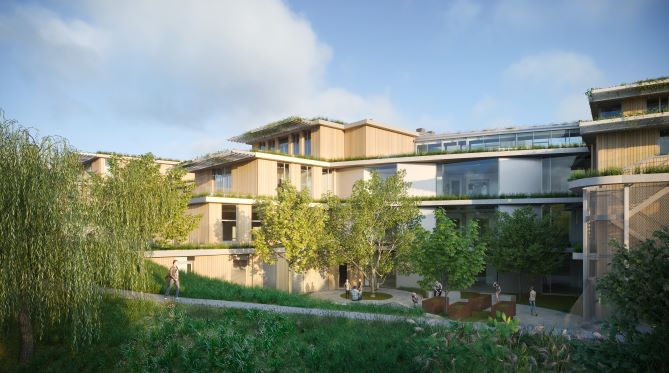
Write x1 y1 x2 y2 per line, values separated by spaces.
344 279 364 301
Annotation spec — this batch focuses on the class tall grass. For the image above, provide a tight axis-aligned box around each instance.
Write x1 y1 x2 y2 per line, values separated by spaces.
568 167 624 181
145 261 422 317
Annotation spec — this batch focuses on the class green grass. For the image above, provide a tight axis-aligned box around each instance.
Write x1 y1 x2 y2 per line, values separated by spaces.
339 292 393 300
0 296 613 372
145 261 421 317
516 293 579 314
568 167 624 181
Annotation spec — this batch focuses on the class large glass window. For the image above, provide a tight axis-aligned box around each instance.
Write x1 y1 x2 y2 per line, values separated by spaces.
499 134 516 148
258 142 266 150
599 103 622 119
542 156 576 193
550 130 569 147
568 129 582 145
517 132 533 148
222 205 236 241
277 163 289 187
469 137 484 151
304 131 311 156
416 144 428 153
213 167 232 193
444 141 459 152
660 130 669 155
366 164 397 180
322 168 334 194
439 159 498 196
268 139 276 151
278 137 289 153
427 143 442 152
300 165 312 191
484 135 500 150
292 134 300 154
533 131 550 148
646 97 669 113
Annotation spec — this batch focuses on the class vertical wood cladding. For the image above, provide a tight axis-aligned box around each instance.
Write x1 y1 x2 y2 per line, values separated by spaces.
596 129 659 169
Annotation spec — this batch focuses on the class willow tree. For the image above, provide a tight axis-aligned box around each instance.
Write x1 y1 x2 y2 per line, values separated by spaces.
254 182 329 292
0 116 102 362
0 115 198 363
325 170 422 295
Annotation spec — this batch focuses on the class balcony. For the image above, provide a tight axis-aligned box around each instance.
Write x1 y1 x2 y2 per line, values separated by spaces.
580 111 669 136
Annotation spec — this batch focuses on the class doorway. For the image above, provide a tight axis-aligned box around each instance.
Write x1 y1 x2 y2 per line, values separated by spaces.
338 264 347 287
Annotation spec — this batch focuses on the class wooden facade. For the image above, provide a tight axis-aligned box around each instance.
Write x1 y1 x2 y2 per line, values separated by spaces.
313 125 345 159
622 97 646 117
596 128 659 169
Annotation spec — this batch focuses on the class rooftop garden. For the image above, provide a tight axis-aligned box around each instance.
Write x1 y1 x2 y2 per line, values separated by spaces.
93 150 182 163
230 115 345 143
592 107 669 121
568 168 624 181
251 142 586 163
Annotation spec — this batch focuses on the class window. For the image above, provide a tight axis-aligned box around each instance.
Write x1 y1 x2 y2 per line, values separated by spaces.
598 103 621 119
517 132 533 148
533 131 550 148
292 134 300 154
268 139 276 151
252 206 262 231
499 134 516 148
304 131 311 156
427 143 442 152
212 167 232 192
300 165 312 191
277 163 289 186
440 159 498 196
416 144 428 153
542 156 576 193
483 135 500 150
568 129 583 145
366 164 397 180
222 205 236 241
660 130 669 155
232 254 249 269
468 138 484 150
258 142 266 150
550 130 569 147
322 168 334 194
278 137 289 153
185 256 195 272
647 97 669 113
444 141 459 152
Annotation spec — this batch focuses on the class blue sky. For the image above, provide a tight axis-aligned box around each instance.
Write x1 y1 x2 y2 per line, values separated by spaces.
1 0 667 160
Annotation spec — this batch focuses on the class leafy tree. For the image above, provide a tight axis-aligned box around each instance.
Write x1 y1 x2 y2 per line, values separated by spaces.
488 207 568 296
598 228 669 331
253 182 329 280
411 209 487 291
0 115 199 363
325 170 422 295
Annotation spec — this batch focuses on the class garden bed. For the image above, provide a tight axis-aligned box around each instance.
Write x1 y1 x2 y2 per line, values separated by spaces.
422 296 448 315
465 293 491 311
447 301 472 320
491 301 516 318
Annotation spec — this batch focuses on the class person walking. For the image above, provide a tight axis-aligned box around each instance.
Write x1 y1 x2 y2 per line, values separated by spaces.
493 282 501 303
411 292 420 308
529 286 538 316
344 279 351 299
165 260 180 299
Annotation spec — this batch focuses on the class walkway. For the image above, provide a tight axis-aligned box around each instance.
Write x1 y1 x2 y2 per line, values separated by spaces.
113 289 599 339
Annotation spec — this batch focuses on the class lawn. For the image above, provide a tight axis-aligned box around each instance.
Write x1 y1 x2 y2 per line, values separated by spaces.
0 295 635 372
144 261 421 316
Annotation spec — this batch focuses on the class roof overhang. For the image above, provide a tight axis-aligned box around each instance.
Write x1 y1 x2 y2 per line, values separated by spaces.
579 112 669 137
589 78 669 103
182 150 256 172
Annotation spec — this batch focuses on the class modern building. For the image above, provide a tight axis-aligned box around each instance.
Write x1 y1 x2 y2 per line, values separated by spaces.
141 78 668 321
569 77 669 320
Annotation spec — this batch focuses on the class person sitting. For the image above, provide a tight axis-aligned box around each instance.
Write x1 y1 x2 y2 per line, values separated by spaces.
433 281 443 297
351 287 360 301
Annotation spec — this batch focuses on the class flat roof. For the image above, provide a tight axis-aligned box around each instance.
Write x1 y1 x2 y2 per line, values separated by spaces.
416 121 579 143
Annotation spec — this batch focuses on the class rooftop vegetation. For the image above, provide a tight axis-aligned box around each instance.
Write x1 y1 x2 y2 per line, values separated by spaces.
93 150 182 162
568 168 624 181
231 115 346 143
593 107 669 121
251 143 586 163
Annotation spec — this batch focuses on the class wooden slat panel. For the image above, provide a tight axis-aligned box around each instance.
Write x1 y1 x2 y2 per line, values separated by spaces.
232 160 258 195
187 204 210 244
622 98 646 116
194 170 212 194
596 129 659 169
256 159 278 196
344 126 366 158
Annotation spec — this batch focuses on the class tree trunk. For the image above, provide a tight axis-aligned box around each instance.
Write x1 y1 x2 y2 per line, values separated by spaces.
19 305 34 364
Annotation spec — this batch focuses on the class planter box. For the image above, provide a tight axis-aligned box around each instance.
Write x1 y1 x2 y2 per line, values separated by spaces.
447 301 472 320
467 294 491 311
422 296 448 315
491 301 516 318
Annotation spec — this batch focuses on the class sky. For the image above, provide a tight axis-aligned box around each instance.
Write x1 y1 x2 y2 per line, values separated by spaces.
0 0 667 160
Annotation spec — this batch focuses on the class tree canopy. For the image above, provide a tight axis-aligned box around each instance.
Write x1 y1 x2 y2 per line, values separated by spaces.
488 206 569 294
253 182 329 274
0 115 199 362
325 170 422 294
411 209 487 291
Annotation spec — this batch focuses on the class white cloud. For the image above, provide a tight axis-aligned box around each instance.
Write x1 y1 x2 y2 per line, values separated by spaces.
504 50 604 89
0 0 400 142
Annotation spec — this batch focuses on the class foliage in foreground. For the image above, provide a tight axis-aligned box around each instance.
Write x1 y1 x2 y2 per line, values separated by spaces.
144 261 422 317
410 208 487 291
4 296 666 372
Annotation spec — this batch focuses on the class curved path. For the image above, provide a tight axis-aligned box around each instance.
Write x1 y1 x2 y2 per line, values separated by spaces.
112 289 598 340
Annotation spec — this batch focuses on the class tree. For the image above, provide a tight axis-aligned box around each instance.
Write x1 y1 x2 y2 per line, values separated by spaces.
411 209 487 291
598 228 669 331
325 170 422 295
0 115 199 362
253 182 330 283
488 207 568 296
